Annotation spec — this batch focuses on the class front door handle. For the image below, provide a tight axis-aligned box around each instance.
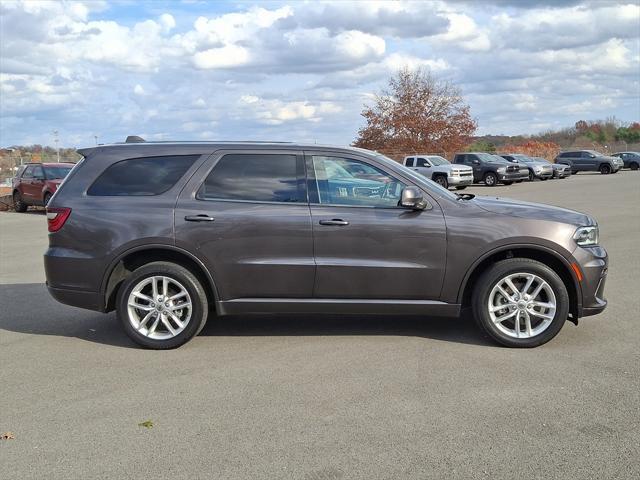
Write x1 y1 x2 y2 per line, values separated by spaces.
319 219 349 226
185 214 215 222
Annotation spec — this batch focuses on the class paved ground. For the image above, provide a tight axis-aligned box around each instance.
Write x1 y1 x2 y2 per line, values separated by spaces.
1 172 639 479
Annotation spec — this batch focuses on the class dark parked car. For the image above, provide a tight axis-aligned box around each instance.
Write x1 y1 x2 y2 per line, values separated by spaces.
45 139 608 349
499 154 553 181
452 152 528 186
554 150 622 174
531 157 571 179
12 162 74 211
611 151 640 170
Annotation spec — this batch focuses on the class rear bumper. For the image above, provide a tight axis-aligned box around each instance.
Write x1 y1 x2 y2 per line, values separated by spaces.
47 284 105 312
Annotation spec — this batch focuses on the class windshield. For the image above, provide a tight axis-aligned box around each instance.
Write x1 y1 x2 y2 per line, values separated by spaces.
426 156 449 166
476 153 502 163
371 152 459 201
43 165 73 179
513 154 534 163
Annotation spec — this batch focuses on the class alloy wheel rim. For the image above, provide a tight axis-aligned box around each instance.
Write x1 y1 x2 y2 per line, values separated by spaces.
487 272 557 339
127 275 192 340
486 175 495 185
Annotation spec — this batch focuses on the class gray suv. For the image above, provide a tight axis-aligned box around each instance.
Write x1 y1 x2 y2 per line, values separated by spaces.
555 150 623 174
45 140 608 349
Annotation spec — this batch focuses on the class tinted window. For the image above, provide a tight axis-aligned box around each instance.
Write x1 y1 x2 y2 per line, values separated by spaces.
44 165 73 179
32 165 44 179
416 157 430 167
405 157 414 167
22 166 34 178
312 156 406 208
88 155 198 196
198 154 303 203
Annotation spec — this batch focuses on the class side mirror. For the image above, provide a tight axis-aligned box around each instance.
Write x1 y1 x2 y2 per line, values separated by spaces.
589 154 596 158
400 186 427 210
472 159 480 165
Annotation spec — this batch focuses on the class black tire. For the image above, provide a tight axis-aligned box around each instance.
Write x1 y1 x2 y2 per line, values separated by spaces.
528 170 535 182
599 164 611 175
483 172 498 186
515 180 524 183
502 181 513 185
43 192 52 206
455 186 467 190
572 170 578 175
433 175 448 189
13 191 27 212
630 162 639 171
471 258 569 348
116 261 209 349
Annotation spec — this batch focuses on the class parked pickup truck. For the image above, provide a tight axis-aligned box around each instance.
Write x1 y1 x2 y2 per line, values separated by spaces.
452 152 528 186
403 155 473 189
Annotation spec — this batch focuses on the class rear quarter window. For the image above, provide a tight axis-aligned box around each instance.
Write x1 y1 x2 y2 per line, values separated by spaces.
88 155 199 196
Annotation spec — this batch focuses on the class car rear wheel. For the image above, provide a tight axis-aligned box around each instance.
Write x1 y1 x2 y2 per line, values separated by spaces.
13 192 27 212
630 162 639 171
116 261 209 349
43 193 52 206
433 175 448 189
455 186 467 190
600 164 611 175
528 170 534 182
472 258 569 348
483 172 497 186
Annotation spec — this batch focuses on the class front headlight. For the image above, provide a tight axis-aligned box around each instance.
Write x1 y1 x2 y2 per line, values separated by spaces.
497 166 506 173
573 225 599 246
534 167 542 173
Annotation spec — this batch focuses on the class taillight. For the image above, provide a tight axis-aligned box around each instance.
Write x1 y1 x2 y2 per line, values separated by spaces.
46 207 71 232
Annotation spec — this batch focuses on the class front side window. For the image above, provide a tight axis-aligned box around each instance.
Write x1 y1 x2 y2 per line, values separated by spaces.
22 166 34 178
198 154 304 203
88 155 199 196
416 157 431 167
312 156 406 208
32 165 44 179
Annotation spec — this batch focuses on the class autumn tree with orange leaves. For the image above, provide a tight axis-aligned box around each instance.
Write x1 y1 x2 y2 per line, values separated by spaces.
353 68 477 160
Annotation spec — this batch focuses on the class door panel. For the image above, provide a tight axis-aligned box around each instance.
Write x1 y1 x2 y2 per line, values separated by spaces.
174 150 315 300
306 152 447 300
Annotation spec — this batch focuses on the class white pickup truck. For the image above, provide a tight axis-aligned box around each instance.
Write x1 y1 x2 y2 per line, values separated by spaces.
403 155 474 190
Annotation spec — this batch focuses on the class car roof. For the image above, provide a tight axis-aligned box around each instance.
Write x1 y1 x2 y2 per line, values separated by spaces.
77 140 373 157
22 162 75 166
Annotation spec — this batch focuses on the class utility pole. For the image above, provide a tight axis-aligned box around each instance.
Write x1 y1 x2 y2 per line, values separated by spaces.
53 130 60 162
94 135 98 146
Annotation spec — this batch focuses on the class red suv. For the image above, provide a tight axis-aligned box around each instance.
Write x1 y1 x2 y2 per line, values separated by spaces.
12 162 74 211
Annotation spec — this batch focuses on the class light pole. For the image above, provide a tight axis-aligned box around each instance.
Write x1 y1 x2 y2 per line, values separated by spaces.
53 130 60 162
94 135 98 146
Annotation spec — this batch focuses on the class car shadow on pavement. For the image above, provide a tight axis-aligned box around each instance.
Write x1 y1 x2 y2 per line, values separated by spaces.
0 283 493 349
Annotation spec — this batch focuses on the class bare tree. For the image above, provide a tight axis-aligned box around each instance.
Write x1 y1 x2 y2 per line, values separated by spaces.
353 67 477 159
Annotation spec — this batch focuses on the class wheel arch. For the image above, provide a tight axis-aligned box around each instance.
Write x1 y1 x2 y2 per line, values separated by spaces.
102 245 219 313
458 245 581 318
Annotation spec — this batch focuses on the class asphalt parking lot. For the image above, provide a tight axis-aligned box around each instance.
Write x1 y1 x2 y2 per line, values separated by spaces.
1 172 639 479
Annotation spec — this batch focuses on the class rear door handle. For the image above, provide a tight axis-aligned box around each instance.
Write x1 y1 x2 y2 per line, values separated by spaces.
184 214 215 222
319 219 349 226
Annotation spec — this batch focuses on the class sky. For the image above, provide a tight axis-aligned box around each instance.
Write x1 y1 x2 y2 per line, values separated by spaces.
0 0 639 148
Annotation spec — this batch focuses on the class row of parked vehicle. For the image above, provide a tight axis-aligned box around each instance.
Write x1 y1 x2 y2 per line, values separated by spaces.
402 150 638 189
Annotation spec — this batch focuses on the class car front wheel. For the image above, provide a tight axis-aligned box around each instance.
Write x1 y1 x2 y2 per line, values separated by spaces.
116 261 209 349
600 164 611 174
483 172 498 186
630 162 639 171
433 175 448 189
472 258 569 348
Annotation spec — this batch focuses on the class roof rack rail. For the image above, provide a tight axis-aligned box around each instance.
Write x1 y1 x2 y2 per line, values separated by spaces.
125 135 146 143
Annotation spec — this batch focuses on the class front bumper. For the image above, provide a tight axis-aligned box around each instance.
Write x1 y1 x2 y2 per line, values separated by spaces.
498 171 528 182
572 245 608 318
448 175 473 186
553 168 570 178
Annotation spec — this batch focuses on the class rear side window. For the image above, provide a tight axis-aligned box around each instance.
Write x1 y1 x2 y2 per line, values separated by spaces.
405 157 414 167
88 155 199 196
198 154 304 203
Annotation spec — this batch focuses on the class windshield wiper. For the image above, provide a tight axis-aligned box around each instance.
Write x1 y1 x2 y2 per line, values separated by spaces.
456 193 475 201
